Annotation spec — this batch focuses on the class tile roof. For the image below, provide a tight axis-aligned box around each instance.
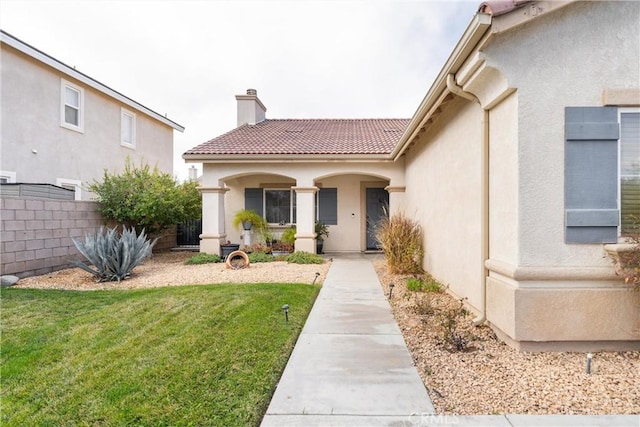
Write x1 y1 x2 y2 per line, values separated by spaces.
184 119 410 156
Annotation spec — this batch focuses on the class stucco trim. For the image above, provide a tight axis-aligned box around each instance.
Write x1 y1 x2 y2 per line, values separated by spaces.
602 88 640 107
486 258 618 282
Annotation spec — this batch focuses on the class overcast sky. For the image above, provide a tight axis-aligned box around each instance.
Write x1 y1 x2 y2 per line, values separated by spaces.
1 0 478 180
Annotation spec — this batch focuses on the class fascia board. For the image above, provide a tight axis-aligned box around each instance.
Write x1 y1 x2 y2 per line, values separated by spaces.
0 30 185 132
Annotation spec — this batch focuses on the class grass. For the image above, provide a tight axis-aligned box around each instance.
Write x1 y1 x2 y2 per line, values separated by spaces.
1 283 319 426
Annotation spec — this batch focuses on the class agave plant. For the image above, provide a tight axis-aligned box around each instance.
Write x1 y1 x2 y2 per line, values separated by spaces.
72 226 157 282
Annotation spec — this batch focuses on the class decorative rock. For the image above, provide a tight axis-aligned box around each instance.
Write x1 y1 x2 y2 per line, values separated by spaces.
1 275 20 287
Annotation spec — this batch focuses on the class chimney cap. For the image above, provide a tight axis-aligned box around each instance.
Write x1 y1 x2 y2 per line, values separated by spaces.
246 88 257 96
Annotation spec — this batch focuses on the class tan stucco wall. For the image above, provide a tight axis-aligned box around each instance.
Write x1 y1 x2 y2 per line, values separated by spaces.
404 1 640 348
485 0 640 268
0 44 174 198
404 97 485 312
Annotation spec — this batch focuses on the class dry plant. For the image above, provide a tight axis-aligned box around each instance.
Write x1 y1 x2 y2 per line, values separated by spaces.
375 211 424 275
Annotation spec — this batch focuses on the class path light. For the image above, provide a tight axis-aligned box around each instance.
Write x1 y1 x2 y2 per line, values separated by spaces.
586 353 593 374
388 283 395 299
312 272 320 285
282 304 289 322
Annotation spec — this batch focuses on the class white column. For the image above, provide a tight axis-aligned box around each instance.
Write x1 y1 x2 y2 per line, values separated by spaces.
293 186 318 253
385 185 406 216
199 186 230 255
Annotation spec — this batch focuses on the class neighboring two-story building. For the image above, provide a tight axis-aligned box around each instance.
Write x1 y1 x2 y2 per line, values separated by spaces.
0 30 184 200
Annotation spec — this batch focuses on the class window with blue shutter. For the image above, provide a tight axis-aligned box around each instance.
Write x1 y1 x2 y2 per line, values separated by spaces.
317 188 337 225
565 106 619 243
244 188 263 216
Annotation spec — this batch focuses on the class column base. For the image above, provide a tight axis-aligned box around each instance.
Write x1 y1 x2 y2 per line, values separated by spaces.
199 234 227 255
294 234 316 254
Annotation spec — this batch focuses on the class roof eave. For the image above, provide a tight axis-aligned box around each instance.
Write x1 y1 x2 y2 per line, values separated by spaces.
391 12 492 160
0 30 185 132
182 153 395 163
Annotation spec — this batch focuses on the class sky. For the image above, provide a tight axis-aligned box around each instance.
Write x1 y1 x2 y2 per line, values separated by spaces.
1 0 478 181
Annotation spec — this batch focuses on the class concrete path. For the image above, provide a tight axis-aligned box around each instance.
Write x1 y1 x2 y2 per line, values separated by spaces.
261 254 639 427
261 253 433 426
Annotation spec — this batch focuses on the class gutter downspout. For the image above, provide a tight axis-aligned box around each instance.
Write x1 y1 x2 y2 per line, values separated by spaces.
446 74 489 326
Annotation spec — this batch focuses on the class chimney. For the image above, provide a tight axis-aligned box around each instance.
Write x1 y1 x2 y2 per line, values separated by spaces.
235 88 267 126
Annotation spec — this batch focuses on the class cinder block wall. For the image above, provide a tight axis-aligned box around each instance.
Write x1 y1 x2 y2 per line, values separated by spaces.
1 198 180 278
1 198 103 278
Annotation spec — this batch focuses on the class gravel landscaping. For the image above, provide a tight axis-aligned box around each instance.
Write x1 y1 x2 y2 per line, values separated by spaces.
373 257 640 415
13 252 639 415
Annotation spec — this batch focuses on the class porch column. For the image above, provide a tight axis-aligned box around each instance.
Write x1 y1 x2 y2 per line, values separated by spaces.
199 186 230 255
385 185 406 216
293 186 318 253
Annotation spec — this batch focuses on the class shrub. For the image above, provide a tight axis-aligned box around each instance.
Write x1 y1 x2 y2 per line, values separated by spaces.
72 226 156 282
248 251 275 263
406 277 425 292
439 299 473 352
89 158 201 234
281 227 296 244
185 253 222 265
375 211 424 275
286 251 325 265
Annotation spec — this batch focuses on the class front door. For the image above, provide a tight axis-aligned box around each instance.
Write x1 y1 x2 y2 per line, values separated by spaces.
366 188 389 250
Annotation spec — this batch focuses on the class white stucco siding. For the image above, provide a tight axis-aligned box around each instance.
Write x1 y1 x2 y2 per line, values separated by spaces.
483 0 640 267
489 92 519 266
404 98 484 311
1 44 174 197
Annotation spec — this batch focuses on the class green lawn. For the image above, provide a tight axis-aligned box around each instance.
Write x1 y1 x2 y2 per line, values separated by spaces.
1 283 319 426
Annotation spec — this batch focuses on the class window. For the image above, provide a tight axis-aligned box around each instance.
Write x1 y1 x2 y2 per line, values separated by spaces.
121 108 136 148
0 171 16 183
60 80 84 132
244 187 338 226
620 109 640 234
316 188 338 225
265 189 294 224
56 178 82 200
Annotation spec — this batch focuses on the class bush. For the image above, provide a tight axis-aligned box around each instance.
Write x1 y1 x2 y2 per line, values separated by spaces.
281 227 296 244
375 211 424 275
89 158 201 234
406 277 425 292
185 253 222 265
248 251 275 263
286 251 325 265
72 226 155 282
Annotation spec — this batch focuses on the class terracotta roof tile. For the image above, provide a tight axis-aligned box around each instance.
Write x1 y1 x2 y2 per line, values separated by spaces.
184 119 410 156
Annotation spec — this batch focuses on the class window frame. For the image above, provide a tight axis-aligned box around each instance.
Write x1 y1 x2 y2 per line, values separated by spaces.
121 108 136 149
263 188 295 225
0 171 17 183
60 79 84 133
56 178 82 200
618 107 640 236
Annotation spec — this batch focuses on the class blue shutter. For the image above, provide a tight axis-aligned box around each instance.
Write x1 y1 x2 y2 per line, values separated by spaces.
318 188 337 225
565 107 619 243
244 188 263 216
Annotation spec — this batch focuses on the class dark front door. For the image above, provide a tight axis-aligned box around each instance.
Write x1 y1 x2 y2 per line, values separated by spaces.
366 188 389 250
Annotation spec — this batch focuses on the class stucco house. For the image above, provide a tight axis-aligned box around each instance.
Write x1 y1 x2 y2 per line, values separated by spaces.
184 0 639 351
0 30 184 200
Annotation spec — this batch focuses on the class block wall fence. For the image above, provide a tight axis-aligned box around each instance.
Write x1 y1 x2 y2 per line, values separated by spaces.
1 198 177 278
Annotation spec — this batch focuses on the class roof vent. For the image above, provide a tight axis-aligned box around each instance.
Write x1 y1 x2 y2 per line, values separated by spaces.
247 88 257 96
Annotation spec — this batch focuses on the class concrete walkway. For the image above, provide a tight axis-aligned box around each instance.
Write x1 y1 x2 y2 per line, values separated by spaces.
261 254 639 427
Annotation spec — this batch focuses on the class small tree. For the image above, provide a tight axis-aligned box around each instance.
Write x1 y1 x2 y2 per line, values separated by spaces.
89 159 201 234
